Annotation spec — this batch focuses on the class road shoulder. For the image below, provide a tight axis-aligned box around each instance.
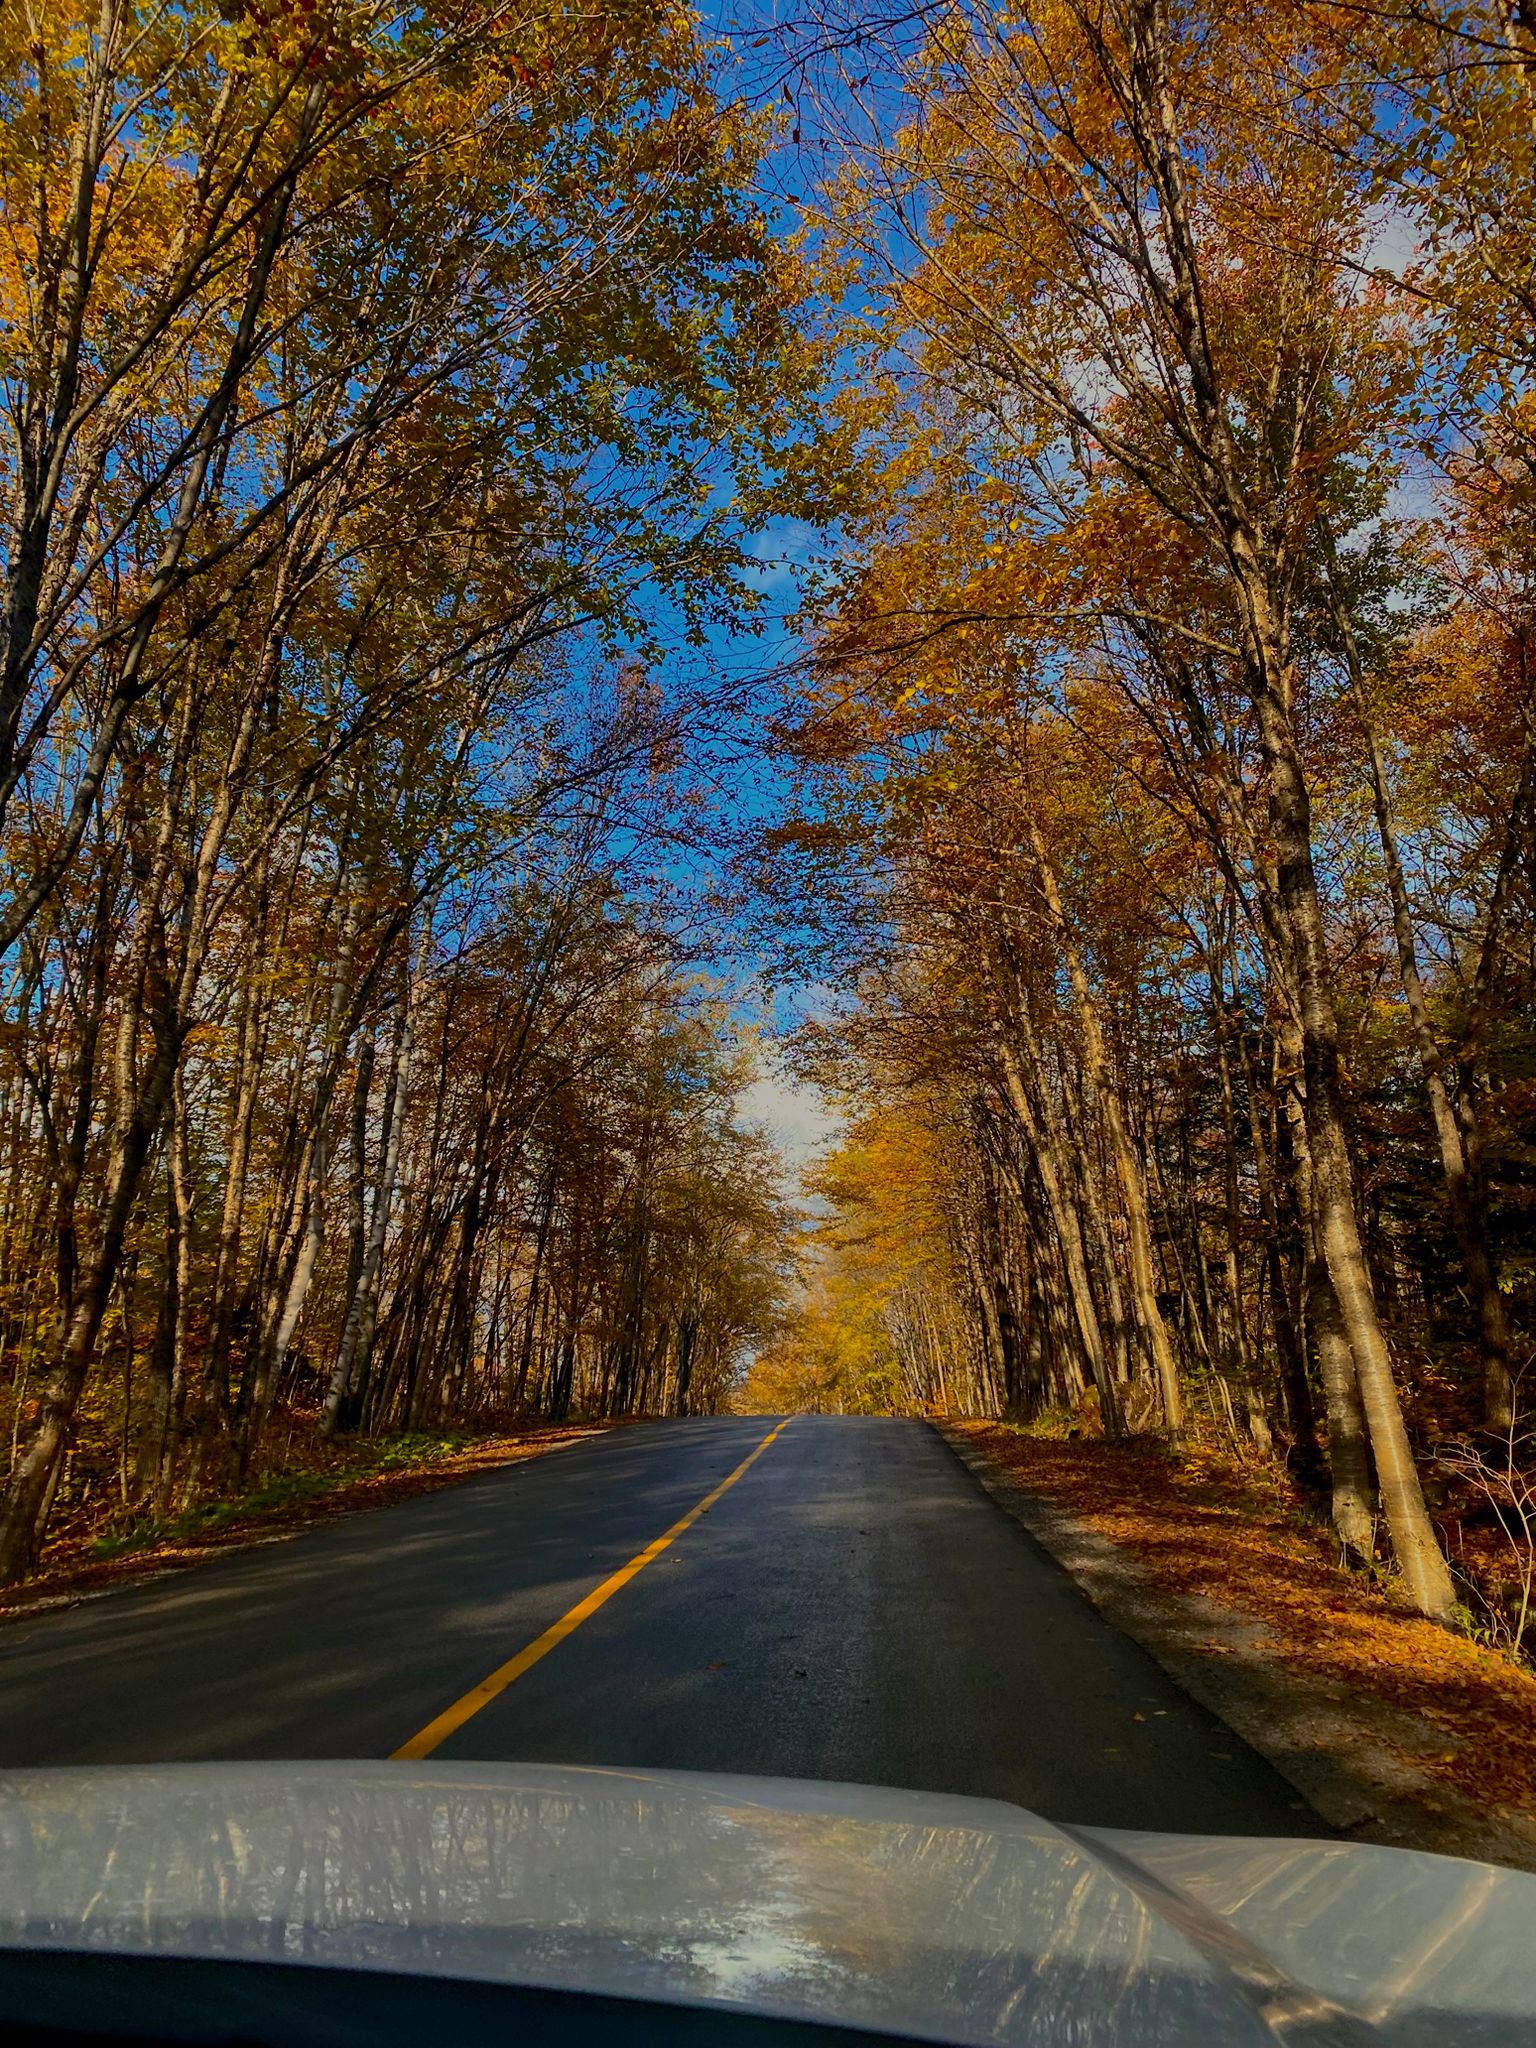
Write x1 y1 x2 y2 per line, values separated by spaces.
936 1419 1536 1873
0 1423 625 1628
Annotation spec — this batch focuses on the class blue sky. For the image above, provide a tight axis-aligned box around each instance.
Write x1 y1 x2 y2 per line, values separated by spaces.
682 514 848 1188
627 3 859 1188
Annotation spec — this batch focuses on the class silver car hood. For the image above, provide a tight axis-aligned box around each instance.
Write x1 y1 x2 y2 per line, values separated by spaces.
0 1762 1531 2045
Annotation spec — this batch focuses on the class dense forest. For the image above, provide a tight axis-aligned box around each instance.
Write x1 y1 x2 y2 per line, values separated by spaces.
0 0 813 1582
4 0 1536 1641
745 0 1536 1633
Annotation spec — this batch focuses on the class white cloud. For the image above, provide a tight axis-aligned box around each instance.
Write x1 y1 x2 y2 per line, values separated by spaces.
1361 199 1423 285
737 1063 843 1180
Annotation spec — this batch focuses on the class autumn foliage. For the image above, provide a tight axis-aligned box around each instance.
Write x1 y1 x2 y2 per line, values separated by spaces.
749 0 1536 1632
0 0 813 1582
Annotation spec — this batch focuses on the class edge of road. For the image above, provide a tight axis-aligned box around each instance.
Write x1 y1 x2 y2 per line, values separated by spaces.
933 1419 1536 1873
0 1422 639 1630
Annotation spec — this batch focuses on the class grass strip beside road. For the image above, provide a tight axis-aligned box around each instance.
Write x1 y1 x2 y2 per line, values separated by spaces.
392 1417 792 1760
0 1424 622 1623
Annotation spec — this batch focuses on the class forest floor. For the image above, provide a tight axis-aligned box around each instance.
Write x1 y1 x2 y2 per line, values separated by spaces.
944 1419 1536 1871
0 1419 625 1623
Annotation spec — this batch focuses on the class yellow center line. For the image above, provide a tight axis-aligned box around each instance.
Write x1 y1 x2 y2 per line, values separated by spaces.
391 1417 792 1761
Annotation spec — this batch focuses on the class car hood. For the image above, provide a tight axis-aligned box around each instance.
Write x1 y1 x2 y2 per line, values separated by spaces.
0 1762 1531 2046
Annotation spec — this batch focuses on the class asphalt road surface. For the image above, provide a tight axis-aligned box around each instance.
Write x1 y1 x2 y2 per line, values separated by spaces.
0 1416 1324 1834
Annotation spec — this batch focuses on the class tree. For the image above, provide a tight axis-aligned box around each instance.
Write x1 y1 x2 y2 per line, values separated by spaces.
0 0 826 1581
754 0 1536 1619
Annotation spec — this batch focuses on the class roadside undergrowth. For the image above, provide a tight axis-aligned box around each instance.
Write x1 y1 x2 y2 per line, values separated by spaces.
0 1418 623 1619
954 1418 1536 1828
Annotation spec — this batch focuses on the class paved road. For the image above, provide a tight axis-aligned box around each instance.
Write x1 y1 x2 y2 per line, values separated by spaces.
0 1416 1324 1834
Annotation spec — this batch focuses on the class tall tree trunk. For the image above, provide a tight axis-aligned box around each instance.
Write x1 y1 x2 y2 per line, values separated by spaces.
975 1131 1025 1409
321 968 415 1437
1326 575 1515 1429
995 1032 1124 1437
136 1065 192 1509
1229 997 1321 1481
0 1026 180 1582
1258 688 1454 1617
1025 815 1184 1428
